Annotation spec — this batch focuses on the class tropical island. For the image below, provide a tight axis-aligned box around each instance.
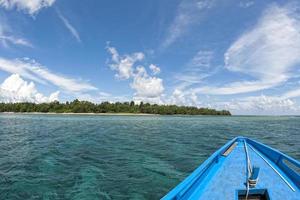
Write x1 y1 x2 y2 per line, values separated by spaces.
0 99 231 115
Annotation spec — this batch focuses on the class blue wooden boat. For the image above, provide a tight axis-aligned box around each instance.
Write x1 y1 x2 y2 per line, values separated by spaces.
162 137 300 200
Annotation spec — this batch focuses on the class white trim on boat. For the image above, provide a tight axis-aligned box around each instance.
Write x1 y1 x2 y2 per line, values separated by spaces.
248 144 296 192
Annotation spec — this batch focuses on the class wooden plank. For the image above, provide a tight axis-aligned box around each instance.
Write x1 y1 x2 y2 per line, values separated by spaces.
222 142 237 156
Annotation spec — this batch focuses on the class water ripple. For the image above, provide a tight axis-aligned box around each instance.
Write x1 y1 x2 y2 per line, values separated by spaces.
0 114 299 199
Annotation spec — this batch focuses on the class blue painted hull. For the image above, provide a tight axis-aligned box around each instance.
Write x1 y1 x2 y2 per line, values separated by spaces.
162 137 300 200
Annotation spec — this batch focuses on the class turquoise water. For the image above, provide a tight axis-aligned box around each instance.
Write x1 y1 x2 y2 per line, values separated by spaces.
0 114 299 199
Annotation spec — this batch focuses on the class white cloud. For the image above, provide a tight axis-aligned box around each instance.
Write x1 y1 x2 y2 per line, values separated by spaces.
168 88 199 107
220 95 299 115
149 64 160 75
0 0 56 15
162 0 214 48
195 3 300 95
0 57 97 93
0 74 59 103
75 92 126 103
107 46 144 79
107 45 164 103
131 66 164 98
0 19 32 48
57 11 81 43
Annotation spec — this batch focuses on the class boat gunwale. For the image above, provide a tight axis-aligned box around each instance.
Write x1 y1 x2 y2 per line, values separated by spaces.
161 137 239 199
245 138 300 189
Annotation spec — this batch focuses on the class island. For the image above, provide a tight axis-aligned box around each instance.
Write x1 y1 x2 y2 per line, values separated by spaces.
0 99 231 115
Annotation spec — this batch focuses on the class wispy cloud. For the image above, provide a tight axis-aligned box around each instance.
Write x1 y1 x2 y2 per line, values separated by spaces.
57 10 81 43
188 50 214 69
194 3 300 95
0 19 32 48
239 1 255 8
174 50 217 91
0 35 32 47
282 88 300 99
167 3 300 112
169 49 217 107
162 0 214 49
0 0 56 15
0 57 97 93
193 79 287 95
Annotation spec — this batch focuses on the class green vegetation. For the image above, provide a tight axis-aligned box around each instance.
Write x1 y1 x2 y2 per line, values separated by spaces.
0 100 231 115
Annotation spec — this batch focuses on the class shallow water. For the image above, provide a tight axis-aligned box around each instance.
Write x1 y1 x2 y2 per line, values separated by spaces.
0 114 299 199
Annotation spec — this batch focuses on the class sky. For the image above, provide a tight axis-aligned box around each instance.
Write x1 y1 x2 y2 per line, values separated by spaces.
0 0 300 115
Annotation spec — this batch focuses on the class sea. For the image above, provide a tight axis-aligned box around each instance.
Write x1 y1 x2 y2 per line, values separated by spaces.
0 114 299 199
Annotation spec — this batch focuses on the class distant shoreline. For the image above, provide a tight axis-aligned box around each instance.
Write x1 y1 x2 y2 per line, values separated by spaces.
0 100 231 115
0 112 230 116
0 112 157 116
0 112 234 116
2 112 300 117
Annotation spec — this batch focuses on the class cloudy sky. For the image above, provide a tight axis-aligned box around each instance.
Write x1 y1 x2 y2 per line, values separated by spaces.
0 0 300 115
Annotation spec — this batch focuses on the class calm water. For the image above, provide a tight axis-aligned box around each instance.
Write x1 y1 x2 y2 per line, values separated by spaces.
0 114 299 199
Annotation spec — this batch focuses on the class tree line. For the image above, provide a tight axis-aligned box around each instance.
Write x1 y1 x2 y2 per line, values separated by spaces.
0 99 231 115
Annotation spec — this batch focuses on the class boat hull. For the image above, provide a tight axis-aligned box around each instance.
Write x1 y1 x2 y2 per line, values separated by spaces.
161 137 300 200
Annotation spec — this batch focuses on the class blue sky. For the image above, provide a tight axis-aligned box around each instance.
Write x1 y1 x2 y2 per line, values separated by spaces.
0 0 300 115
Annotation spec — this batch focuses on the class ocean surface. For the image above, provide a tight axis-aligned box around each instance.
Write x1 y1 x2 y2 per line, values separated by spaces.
0 114 299 199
